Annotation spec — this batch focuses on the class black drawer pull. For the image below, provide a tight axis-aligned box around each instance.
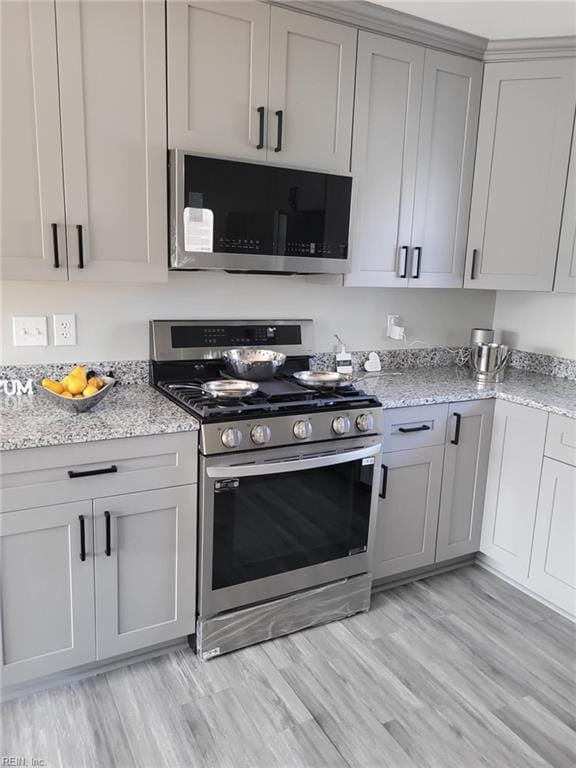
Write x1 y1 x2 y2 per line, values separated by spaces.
470 248 479 279
379 464 388 499
105 511 112 556
77 224 84 269
398 425 431 434
274 110 283 152
51 223 60 269
79 515 86 562
257 106 265 149
451 412 462 445
68 465 118 479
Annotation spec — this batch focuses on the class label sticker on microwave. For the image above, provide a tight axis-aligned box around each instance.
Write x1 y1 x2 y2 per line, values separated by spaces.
184 207 213 252
362 457 375 466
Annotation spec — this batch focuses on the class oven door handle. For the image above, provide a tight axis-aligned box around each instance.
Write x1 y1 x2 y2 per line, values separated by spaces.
206 444 382 479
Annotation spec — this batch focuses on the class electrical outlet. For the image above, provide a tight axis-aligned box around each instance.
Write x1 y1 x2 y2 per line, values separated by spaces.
386 315 400 338
12 316 48 347
53 314 77 346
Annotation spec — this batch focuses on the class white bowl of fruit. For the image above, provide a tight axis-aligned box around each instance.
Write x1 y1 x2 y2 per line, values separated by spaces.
40 366 115 412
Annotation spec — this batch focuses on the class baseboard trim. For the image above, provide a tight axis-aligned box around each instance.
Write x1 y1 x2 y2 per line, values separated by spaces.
475 554 576 624
1 637 190 703
372 555 476 593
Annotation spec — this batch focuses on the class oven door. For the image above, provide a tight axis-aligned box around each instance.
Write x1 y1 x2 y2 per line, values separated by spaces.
198 437 382 617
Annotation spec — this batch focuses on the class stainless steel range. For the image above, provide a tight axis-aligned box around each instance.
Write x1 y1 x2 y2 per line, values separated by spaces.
150 320 383 660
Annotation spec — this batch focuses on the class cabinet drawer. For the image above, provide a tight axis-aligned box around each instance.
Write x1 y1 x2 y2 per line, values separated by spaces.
0 433 197 513
545 414 576 466
383 404 448 451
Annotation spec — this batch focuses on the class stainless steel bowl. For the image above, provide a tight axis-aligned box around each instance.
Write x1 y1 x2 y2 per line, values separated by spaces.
38 376 115 413
202 379 260 399
292 370 353 390
223 348 287 381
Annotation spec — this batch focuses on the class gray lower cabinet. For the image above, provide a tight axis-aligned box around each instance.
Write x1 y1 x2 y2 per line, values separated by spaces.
0 501 96 687
528 458 576 614
436 400 494 561
480 401 548 580
373 445 444 579
94 486 197 660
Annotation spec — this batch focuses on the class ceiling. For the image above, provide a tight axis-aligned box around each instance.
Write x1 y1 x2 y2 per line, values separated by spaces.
370 1 576 39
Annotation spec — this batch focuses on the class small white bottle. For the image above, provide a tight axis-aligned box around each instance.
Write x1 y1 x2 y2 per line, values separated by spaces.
335 334 353 374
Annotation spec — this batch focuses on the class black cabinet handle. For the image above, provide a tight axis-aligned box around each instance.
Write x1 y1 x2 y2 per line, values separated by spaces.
398 245 409 278
68 465 118 479
51 223 60 269
77 224 84 269
256 106 265 149
379 464 388 499
274 110 283 152
412 246 422 279
398 425 431 434
470 248 479 280
105 511 111 556
79 515 86 562
451 412 462 445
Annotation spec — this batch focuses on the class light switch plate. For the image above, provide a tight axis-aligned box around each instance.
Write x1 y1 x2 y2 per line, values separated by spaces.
53 314 77 346
12 316 48 347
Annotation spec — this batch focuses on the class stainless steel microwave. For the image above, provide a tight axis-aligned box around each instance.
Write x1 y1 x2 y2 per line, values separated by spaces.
169 150 352 274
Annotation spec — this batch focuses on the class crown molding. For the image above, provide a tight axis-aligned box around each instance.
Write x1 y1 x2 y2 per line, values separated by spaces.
269 1 488 59
484 36 576 61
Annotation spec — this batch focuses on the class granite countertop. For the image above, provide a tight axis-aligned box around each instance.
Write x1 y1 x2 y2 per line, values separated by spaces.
358 367 576 419
0 383 199 452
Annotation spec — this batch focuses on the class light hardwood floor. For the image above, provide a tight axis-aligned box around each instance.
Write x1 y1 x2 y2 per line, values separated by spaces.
1 566 575 768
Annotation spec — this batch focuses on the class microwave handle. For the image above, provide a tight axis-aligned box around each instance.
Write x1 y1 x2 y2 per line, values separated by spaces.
207 443 381 479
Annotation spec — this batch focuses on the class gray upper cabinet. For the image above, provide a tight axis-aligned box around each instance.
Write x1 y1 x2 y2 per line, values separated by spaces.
554 136 576 293
167 1 270 160
346 36 481 288
0 0 67 281
267 7 356 172
346 34 424 287
373 445 444 579
436 400 494 561
465 59 576 291
411 51 482 288
1 501 96 687
94 487 197 660
56 0 167 283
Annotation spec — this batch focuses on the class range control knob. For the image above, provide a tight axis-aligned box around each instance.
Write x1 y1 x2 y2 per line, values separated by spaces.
251 424 272 445
356 412 375 433
293 420 313 440
332 415 351 435
221 427 243 449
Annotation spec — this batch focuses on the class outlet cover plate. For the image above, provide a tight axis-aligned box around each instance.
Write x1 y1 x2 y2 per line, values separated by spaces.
53 314 77 346
12 316 48 347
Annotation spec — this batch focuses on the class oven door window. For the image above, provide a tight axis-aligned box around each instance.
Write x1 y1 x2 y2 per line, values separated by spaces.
212 458 374 590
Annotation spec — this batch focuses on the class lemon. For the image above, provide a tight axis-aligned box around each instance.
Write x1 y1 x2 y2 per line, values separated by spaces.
83 384 99 397
42 378 64 394
65 375 85 395
87 376 104 390
60 391 73 398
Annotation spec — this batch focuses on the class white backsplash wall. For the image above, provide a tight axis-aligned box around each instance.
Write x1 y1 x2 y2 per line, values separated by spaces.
494 291 576 359
1 273 495 364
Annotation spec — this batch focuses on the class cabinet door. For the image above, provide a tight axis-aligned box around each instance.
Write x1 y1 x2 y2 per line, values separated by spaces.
346 33 424 287
554 136 576 293
410 51 482 288
0 0 67 281
268 7 356 172
167 1 270 160
529 458 576 615
373 446 443 580
465 59 576 291
93 486 197 660
437 400 494 561
480 401 548 579
56 0 167 282
0 501 95 686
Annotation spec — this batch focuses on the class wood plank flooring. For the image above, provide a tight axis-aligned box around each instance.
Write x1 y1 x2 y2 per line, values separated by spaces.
1 566 575 768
